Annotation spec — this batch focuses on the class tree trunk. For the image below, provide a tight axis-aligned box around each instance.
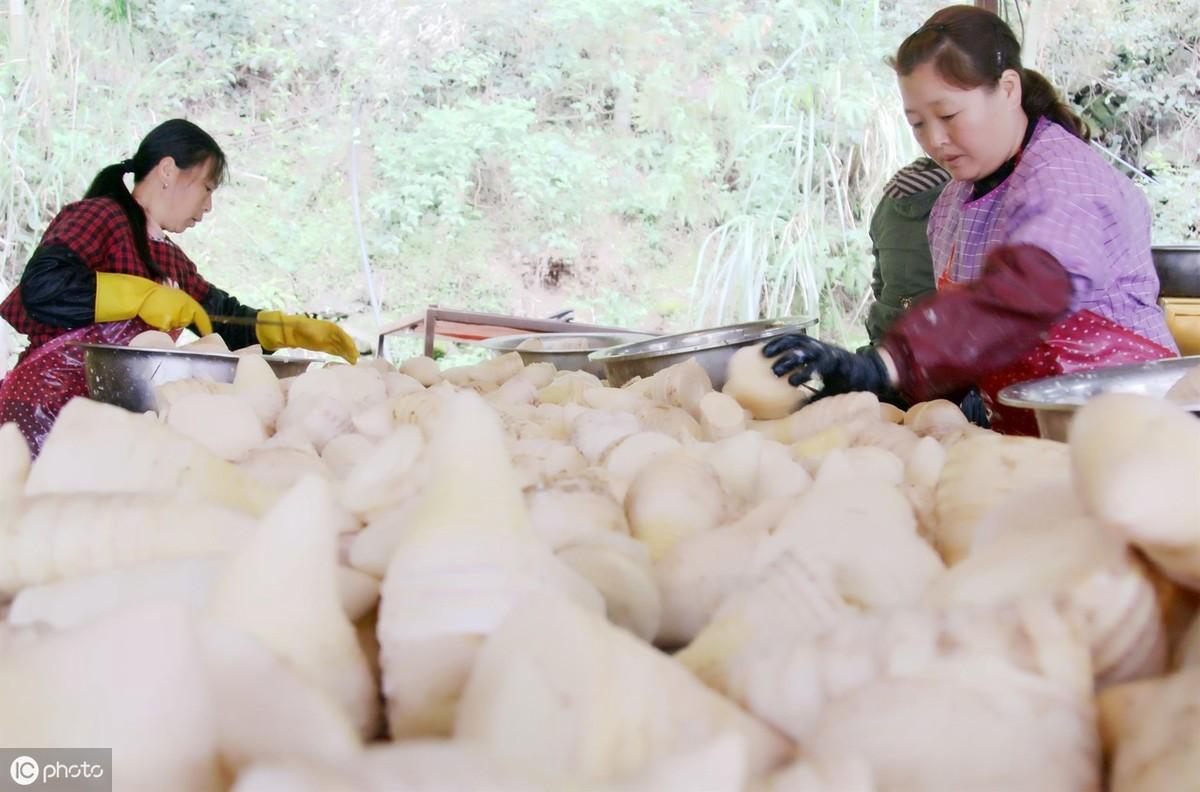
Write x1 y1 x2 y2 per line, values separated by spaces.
1021 1 1053 70
612 84 633 137
611 67 634 137
9 0 28 70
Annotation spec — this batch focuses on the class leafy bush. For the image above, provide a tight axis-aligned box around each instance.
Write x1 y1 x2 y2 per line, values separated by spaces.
2 0 1196 370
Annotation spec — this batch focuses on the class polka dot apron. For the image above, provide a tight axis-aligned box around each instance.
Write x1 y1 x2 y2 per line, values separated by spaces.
0 319 160 455
976 308 1175 436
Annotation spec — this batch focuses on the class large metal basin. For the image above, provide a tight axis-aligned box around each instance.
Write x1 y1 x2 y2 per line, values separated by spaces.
75 342 312 413
997 355 1200 441
588 316 817 388
480 331 657 378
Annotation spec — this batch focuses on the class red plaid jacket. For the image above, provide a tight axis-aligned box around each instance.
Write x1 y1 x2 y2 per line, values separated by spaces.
0 197 213 351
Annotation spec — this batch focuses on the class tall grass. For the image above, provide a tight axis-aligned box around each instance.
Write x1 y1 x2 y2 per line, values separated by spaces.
689 5 922 347
0 2 170 287
1 1 170 368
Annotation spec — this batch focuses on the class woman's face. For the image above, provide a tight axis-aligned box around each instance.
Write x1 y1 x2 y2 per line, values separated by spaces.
158 159 217 233
899 61 1026 182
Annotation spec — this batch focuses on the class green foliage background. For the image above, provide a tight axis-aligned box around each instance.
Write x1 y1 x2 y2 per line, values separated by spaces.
1 0 1196 363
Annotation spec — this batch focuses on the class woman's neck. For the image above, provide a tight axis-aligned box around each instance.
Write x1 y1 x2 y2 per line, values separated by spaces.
972 115 1037 199
130 181 166 240
145 217 165 241
1003 114 1031 163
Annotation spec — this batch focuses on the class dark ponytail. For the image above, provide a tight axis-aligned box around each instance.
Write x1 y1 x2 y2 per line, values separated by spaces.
891 5 1089 142
1019 68 1089 142
84 119 228 279
86 160 157 276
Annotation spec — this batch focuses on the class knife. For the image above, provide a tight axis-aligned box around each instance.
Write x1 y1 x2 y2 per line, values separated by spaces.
208 314 290 328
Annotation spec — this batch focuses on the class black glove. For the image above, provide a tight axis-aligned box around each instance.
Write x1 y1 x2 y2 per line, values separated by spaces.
762 334 891 400
958 386 991 428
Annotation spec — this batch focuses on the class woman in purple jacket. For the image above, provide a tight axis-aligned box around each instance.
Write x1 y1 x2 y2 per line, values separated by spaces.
767 5 1176 434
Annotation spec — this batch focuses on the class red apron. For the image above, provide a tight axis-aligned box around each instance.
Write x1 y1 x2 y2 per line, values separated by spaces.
0 319 155 455
976 309 1175 436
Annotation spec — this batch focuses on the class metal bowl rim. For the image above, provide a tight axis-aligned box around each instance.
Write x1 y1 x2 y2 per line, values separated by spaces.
70 341 316 366
478 331 658 354
588 317 817 363
997 355 1200 411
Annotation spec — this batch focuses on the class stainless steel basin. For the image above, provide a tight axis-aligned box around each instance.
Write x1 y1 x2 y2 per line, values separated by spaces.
480 331 657 378
588 316 817 388
997 355 1200 441
75 342 312 413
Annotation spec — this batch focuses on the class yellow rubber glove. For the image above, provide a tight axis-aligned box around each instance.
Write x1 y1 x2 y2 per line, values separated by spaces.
95 272 212 336
256 310 359 364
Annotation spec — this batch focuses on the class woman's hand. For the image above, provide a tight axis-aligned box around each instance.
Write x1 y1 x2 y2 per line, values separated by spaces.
256 310 359 364
762 334 892 399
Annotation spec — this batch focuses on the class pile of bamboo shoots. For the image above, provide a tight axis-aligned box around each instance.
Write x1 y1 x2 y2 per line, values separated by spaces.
1 342 1198 792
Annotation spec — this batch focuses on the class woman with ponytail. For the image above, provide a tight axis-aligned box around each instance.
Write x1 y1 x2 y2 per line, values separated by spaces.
764 5 1176 434
0 118 358 452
